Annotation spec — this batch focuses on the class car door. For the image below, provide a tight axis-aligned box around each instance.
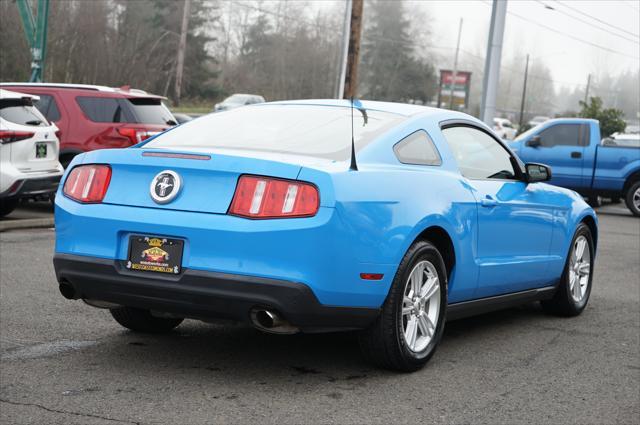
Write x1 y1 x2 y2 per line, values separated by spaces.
519 123 588 189
441 124 556 297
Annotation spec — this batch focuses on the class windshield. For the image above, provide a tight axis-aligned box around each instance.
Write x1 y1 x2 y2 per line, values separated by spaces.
514 123 544 142
146 104 405 161
126 98 176 125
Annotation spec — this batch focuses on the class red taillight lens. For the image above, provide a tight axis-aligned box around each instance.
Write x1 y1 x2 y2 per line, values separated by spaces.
117 128 159 144
0 130 34 144
229 175 319 219
63 165 112 203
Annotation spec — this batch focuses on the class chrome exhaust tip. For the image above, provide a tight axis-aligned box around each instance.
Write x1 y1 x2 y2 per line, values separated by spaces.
250 308 299 334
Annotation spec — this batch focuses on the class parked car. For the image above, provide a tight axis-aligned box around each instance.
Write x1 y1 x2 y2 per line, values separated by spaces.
510 118 640 216
54 100 597 372
0 83 177 168
0 89 63 217
493 117 517 140
528 116 550 127
172 113 194 124
213 94 265 112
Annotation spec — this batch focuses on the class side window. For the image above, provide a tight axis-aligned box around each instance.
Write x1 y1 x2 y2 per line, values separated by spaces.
76 97 127 123
538 124 582 147
32 94 61 122
394 130 442 166
442 125 518 180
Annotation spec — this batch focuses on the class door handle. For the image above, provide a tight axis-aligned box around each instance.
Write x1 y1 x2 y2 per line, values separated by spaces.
571 151 582 159
481 197 498 207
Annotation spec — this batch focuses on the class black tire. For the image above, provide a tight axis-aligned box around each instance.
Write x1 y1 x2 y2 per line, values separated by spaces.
624 181 640 217
587 195 602 208
358 240 447 372
0 198 19 218
110 307 183 333
542 223 594 316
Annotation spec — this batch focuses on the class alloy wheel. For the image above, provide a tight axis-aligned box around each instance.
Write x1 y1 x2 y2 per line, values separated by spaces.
402 260 441 352
569 235 591 303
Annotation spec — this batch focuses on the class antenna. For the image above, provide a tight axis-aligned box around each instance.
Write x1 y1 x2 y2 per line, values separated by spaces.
349 96 358 171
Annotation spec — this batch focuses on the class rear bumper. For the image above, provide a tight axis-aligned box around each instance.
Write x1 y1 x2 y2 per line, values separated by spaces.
0 174 61 199
54 253 379 332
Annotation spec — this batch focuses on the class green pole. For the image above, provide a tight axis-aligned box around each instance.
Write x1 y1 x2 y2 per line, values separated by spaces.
16 0 49 82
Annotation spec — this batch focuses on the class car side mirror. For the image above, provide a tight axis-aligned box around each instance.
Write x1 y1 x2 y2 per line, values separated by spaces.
525 163 552 183
527 135 541 147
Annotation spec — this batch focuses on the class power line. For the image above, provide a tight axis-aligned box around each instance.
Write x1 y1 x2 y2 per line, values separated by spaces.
555 0 640 39
490 2 640 60
534 0 639 45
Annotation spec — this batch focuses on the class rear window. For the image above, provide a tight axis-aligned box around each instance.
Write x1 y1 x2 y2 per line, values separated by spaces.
145 104 405 161
126 98 176 125
0 98 48 126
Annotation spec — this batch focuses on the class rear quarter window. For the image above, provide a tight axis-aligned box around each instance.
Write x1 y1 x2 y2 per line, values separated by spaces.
0 98 48 126
394 130 442 166
76 97 130 123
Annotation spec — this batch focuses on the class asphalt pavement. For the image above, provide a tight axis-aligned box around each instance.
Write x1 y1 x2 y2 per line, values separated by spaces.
1 210 638 424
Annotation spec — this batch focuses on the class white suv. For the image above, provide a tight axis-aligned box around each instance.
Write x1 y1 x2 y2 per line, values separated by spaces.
0 89 63 217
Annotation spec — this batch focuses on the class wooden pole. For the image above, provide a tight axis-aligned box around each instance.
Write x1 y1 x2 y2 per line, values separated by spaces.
342 0 363 99
174 0 191 106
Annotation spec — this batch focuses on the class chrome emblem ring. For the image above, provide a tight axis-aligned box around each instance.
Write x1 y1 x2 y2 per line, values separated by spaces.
150 170 181 204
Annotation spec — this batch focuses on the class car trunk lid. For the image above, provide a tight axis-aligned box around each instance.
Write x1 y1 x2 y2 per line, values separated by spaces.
88 147 305 214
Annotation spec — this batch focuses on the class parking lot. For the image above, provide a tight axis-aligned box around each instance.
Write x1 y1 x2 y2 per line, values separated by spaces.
0 207 637 425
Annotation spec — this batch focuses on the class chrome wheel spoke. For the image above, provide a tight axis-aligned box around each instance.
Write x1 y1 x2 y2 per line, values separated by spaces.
420 276 439 302
417 314 434 338
405 317 418 350
578 262 590 276
575 239 586 261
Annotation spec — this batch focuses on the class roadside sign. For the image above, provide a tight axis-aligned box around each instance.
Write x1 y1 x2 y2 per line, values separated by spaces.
437 70 472 110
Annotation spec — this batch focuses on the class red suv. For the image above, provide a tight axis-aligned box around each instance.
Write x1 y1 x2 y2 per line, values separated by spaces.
0 83 177 168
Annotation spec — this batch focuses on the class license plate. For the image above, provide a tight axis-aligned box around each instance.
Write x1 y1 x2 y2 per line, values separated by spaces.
35 142 47 158
126 236 184 275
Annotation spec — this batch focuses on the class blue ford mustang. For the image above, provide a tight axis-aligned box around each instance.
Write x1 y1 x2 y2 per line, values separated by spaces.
54 100 597 371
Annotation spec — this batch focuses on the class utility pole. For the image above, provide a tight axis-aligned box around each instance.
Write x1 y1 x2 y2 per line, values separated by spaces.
449 18 463 110
583 73 591 104
174 0 191 107
336 0 352 99
518 54 529 128
342 0 364 99
16 0 50 82
480 0 508 126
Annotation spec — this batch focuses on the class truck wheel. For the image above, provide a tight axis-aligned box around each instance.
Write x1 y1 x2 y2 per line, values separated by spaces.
110 307 183 333
0 199 18 218
358 240 447 372
625 181 640 217
542 223 594 316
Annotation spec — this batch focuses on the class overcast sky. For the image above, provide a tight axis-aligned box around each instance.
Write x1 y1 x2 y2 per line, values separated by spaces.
416 0 640 90
317 0 639 91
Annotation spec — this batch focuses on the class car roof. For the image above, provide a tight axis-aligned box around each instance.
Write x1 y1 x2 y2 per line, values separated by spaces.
262 99 463 118
0 88 40 101
0 83 165 99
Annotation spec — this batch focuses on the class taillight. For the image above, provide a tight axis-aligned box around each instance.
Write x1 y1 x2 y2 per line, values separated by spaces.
63 165 112 203
0 130 34 144
117 128 159 144
229 175 319 219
